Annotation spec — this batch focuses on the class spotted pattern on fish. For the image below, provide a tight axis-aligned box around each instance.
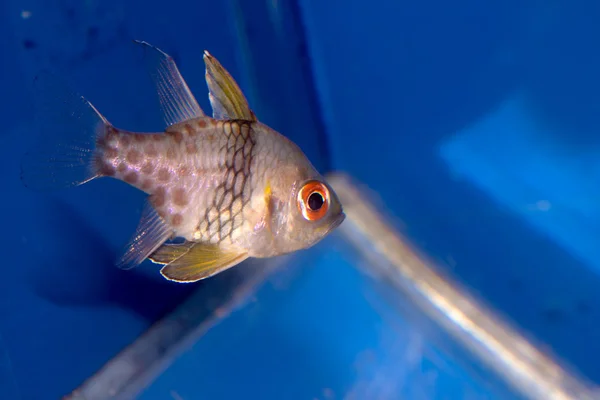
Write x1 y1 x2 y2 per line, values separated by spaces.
96 126 169 194
94 118 256 243
96 125 191 229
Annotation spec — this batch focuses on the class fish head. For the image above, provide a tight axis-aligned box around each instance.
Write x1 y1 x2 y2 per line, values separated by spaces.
268 166 346 255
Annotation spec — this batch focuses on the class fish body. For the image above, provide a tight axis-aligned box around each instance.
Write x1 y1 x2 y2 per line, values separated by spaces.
21 41 345 283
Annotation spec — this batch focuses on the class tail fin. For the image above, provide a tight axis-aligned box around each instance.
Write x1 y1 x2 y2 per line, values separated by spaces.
20 72 111 191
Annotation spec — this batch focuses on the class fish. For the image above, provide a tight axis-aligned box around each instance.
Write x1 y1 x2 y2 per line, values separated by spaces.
20 41 345 283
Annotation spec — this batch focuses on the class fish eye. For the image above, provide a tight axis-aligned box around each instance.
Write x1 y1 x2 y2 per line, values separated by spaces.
298 180 329 221
308 192 324 211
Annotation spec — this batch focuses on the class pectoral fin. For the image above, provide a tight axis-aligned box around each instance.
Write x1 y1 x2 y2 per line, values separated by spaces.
203 51 256 122
149 242 248 283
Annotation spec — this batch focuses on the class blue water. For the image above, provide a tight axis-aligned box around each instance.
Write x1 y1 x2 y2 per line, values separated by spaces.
2 0 600 398
298 0 600 385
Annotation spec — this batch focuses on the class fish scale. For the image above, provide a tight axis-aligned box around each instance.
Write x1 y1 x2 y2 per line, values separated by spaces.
20 41 345 283
196 120 256 245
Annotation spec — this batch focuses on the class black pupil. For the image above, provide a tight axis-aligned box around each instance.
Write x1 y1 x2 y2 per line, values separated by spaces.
308 192 324 211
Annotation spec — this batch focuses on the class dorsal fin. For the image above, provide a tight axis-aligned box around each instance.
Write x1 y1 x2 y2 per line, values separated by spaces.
203 51 256 122
134 40 205 127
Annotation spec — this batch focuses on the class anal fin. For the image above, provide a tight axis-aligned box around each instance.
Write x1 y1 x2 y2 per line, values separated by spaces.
117 200 173 270
149 242 248 283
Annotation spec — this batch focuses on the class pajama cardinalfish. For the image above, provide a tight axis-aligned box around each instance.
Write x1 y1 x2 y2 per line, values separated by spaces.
20 41 345 283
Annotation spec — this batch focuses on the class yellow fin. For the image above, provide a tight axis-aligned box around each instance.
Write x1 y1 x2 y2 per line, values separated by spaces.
148 242 248 283
203 51 256 122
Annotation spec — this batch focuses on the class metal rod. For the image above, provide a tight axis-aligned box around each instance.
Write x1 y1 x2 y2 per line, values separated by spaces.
327 173 600 400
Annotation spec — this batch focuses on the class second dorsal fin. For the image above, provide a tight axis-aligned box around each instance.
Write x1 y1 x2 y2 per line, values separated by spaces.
203 51 256 122
134 40 205 127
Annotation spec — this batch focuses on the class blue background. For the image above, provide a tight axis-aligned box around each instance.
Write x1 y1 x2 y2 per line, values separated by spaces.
2 0 600 398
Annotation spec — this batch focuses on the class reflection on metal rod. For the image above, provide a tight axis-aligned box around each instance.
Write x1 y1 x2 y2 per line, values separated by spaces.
63 258 284 400
327 173 600 400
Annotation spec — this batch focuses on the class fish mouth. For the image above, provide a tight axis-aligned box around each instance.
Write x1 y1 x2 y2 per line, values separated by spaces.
326 212 346 235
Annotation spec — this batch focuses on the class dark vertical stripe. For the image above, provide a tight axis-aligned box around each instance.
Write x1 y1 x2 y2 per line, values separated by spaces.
286 0 333 173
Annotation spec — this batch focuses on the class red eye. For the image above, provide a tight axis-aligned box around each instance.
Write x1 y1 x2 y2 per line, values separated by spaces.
297 180 329 221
